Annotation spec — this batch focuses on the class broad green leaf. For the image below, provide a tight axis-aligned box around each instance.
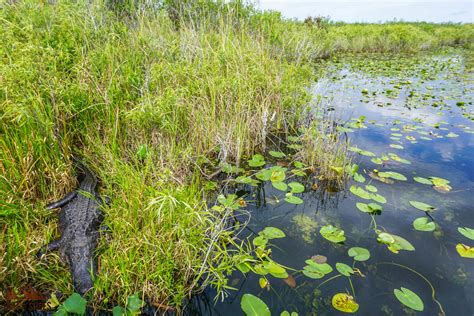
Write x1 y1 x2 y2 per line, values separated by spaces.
320 225 346 243
348 247 370 261
241 294 271 316
288 182 305 193
336 263 354 276
413 217 436 232
353 173 366 183
371 157 383 164
393 287 424 311
350 185 371 199
356 202 382 213
365 184 378 193
248 154 266 167
126 293 144 312
413 177 433 185
332 293 359 313
370 193 387 204
458 227 474 240
378 171 407 181
272 181 288 191
409 200 436 212
262 227 286 239
112 306 126 316
256 169 272 181
60 293 87 315
285 193 303 205
269 150 286 158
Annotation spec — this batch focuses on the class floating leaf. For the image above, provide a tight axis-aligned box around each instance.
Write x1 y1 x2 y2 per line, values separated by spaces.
348 247 370 261
353 173 365 183
371 157 383 164
262 227 286 239
413 217 436 232
256 169 272 181
240 294 271 316
303 260 333 279
269 150 286 158
259 277 268 289
350 185 371 199
310 255 327 264
348 146 376 157
356 202 382 214
413 177 433 185
332 293 359 313
393 287 424 311
377 232 414 253
272 181 288 191
248 154 265 167
389 144 404 149
264 261 288 278
409 200 436 212
378 171 407 181
458 227 474 240
456 244 474 258
270 168 286 183
288 182 305 193
285 193 304 205
320 225 346 243
365 184 378 192
370 193 387 204
336 263 354 276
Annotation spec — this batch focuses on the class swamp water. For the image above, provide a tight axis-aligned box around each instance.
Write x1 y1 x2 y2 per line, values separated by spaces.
196 51 474 315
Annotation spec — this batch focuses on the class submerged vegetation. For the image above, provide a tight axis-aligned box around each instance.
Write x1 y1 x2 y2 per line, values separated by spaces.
1 0 473 313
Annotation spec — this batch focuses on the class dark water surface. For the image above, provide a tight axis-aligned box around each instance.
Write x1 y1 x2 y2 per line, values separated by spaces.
196 51 474 315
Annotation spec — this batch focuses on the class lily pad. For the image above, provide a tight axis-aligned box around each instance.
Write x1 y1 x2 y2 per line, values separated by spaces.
413 177 433 185
393 287 424 311
336 263 354 276
248 154 266 167
456 244 474 258
288 182 305 193
356 202 382 213
262 227 286 239
240 294 270 316
413 217 436 232
378 171 407 181
320 225 346 243
350 185 371 199
332 293 359 313
409 200 436 212
458 227 474 240
285 193 304 205
377 232 415 253
348 247 370 261
272 181 288 191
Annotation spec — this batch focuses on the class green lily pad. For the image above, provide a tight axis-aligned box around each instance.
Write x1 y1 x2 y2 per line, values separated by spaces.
393 287 424 311
378 171 407 181
241 294 271 316
262 227 286 239
356 202 382 213
458 227 474 240
350 185 371 199
336 263 354 276
353 173 366 183
320 225 346 243
409 200 436 212
285 193 303 205
413 177 433 185
288 182 305 193
413 217 436 232
348 247 370 261
248 154 265 167
272 181 288 191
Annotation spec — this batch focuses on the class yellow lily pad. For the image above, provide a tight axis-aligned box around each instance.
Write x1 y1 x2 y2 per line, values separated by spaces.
456 244 474 258
332 293 359 313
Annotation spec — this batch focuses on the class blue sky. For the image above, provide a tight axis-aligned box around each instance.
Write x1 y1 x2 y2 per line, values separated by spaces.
254 0 473 23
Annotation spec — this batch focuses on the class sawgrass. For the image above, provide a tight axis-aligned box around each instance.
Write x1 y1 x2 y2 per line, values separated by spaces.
1 0 472 311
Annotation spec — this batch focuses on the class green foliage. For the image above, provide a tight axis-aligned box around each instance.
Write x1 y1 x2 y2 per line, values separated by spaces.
54 293 87 316
240 294 271 316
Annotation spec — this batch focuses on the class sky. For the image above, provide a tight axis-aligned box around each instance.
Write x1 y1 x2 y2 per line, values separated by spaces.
253 0 474 23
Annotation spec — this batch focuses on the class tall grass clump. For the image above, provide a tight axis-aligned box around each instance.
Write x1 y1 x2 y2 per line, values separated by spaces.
1 0 472 311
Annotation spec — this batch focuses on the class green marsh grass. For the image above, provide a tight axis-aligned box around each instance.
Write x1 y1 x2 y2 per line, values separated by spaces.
1 0 472 310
